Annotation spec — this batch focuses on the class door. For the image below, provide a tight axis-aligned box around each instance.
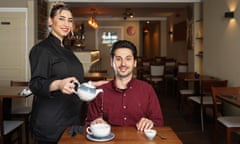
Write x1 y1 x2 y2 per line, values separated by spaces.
0 11 28 109
97 26 123 76
0 11 27 86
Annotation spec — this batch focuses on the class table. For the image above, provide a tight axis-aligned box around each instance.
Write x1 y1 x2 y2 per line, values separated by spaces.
217 94 240 108
0 87 30 120
184 75 216 95
58 126 183 144
0 87 30 143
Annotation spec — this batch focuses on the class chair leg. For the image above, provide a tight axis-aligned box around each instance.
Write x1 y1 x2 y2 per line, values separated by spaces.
212 122 219 144
18 126 23 144
200 105 204 132
213 126 217 144
179 95 184 112
187 100 195 122
25 116 30 144
226 128 232 144
180 94 189 113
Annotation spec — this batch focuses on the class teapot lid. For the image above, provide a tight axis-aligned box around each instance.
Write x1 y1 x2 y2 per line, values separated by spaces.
82 82 95 88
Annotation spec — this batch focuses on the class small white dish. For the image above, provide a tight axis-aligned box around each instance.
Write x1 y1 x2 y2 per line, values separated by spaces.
144 129 157 140
86 132 115 142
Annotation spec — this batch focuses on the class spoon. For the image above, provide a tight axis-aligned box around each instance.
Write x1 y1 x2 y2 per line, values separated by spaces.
157 133 167 140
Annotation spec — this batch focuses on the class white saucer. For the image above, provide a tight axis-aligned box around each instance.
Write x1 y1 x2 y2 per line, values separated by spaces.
86 132 115 142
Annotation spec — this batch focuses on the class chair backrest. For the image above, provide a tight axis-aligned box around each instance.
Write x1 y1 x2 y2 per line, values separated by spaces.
164 59 176 77
177 62 188 73
164 58 176 66
150 64 165 77
142 59 151 67
155 56 166 64
211 87 240 121
136 56 143 66
10 80 29 87
201 79 228 95
176 72 195 89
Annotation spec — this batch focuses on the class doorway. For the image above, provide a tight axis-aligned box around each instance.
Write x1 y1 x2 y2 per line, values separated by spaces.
141 21 161 59
0 10 28 86
96 26 123 76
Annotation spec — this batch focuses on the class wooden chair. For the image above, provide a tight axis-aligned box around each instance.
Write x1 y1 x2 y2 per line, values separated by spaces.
211 87 240 144
144 63 165 96
0 90 24 143
176 72 195 112
164 58 176 78
138 58 152 80
10 80 32 144
188 79 228 131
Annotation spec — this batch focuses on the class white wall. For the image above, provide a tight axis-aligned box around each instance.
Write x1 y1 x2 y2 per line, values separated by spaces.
203 0 240 87
203 0 240 115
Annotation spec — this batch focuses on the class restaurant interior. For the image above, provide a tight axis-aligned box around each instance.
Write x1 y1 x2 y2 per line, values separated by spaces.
0 0 240 143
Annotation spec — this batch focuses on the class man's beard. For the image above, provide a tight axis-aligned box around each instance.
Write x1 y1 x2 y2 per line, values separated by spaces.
116 66 132 78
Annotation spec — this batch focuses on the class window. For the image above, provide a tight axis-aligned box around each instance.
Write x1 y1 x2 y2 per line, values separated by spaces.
101 32 118 45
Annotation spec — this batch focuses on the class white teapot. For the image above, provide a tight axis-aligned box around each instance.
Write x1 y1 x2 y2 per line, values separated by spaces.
74 81 103 101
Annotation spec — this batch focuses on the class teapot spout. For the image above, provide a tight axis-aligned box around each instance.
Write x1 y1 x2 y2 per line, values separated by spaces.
96 89 103 95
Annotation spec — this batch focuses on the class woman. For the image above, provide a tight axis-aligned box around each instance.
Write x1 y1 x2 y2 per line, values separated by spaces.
29 3 106 143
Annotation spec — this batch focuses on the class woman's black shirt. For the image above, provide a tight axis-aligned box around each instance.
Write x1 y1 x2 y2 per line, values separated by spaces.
29 33 84 142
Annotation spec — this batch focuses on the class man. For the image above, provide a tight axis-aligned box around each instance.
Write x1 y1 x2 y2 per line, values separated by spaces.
87 40 164 131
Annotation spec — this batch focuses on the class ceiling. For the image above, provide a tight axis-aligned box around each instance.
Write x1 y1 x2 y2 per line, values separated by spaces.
68 3 192 19
48 0 200 19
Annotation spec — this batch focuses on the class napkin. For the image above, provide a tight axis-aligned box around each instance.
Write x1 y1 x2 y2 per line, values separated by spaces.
19 88 32 96
69 125 84 137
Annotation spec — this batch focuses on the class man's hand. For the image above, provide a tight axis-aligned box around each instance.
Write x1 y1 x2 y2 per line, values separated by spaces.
136 117 154 131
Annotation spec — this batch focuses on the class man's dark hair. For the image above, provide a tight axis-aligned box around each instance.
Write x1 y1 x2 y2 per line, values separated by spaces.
110 40 137 59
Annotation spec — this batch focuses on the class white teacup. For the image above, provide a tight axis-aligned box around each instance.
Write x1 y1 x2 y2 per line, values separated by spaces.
144 129 157 140
86 123 111 138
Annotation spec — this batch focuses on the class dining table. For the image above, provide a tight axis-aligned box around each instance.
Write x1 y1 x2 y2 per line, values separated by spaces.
184 74 217 95
58 126 183 144
0 87 31 120
217 94 240 108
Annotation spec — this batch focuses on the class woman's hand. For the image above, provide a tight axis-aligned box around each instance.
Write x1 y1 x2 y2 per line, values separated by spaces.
136 117 154 131
90 80 109 87
50 77 78 94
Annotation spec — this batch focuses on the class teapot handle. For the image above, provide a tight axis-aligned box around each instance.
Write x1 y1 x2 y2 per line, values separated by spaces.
73 81 80 93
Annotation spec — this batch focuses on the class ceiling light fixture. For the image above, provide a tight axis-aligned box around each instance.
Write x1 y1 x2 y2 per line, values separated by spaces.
88 8 98 29
143 21 150 33
123 8 134 20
